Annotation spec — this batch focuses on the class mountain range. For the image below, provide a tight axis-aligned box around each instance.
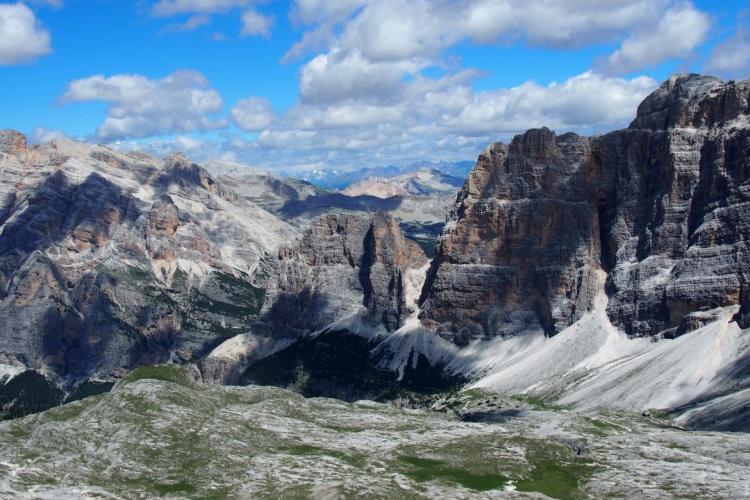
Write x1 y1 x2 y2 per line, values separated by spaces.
1 73 749 434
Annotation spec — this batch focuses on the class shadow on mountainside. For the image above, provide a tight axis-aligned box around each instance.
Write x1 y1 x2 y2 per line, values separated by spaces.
240 329 464 402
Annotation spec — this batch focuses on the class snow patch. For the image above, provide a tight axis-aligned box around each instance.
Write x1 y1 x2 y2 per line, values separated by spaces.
0 364 24 383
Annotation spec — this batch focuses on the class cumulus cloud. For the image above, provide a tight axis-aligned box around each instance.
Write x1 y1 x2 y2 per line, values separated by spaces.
103 0 708 172
117 67 656 172
61 70 227 140
32 127 68 144
231 97 274 131
241 8 273 38
253 71 656 164
285 0 687 64
604 2 710 74
213 0 685 172
286 0 704 114
705 22 750 78
0 3 51 65
444 72 657 135
299 49 423 104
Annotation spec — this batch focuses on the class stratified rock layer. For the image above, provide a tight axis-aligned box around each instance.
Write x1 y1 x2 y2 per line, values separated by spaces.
420 74 750 342
0 136 297 385
261 212 427 337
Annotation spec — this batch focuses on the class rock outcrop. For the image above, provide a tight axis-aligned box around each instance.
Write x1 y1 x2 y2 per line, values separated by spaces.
420 74 750 342
261 212 427 336
0 130 27 155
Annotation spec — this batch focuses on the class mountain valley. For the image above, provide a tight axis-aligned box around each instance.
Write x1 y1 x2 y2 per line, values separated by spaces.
1 73 749 498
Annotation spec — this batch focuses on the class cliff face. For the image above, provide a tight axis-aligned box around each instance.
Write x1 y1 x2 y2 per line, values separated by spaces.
0 134 297 385
261 212 427 336
420 74 750 343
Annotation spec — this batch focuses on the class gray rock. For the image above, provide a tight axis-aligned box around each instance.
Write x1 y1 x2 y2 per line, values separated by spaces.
0 135 297 387
420 74 750 342
0 130 27 155
260 212 427 337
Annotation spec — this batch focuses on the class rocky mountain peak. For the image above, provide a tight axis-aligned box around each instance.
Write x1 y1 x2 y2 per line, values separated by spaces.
0 130 28 155
420 74 750 343
630 73 749 130
510 127 558 162
164 152 192 169
161 152 231 198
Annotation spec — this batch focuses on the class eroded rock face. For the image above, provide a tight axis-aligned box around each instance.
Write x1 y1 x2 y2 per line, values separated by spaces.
0 130 27 155
0 136 297 385
148 195 180 238
261 212 427 336
418 129 602 344
420 74 750 342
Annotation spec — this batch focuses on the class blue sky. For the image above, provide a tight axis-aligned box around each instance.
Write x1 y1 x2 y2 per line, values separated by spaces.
1 0 749 173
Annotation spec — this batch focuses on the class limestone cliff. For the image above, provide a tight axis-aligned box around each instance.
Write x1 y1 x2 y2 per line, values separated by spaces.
419 74 750 342
260 212 427 336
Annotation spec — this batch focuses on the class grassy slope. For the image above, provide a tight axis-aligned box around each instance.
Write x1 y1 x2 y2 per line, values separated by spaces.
1 365 748 498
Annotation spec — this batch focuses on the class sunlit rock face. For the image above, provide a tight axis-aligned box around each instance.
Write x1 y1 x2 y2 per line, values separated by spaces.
0 135 297 386
419 75 750 343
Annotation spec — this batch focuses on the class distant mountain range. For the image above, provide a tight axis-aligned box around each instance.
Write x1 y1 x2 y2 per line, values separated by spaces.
286 161 475 190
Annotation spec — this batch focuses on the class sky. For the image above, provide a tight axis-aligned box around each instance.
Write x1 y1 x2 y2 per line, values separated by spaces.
1 0 749 174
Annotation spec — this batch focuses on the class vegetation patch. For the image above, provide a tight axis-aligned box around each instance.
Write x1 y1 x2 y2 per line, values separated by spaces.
514 439 596 500
0 370 64 419
123 364 192 388
65 380 115 404
397 455 510 491
241 329 463 401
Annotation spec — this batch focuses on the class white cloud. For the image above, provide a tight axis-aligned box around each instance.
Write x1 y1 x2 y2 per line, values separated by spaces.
463 0 665 48
250 71 656 170
114 66 656 171
604 2 710 74
288 0 703 108
444 72 657 135
705 22 750 78
61 70 226 140
287 0 679 64
174 14 211 31
241 8 272 38
32 127 68 144
230 97 274 131
77 0 707 173
291 0 369 25
0 3 51 65
300 49 423 104
241 0 703 172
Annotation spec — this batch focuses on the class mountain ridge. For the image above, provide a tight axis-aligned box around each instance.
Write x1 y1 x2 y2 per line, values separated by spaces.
0 74 749 431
